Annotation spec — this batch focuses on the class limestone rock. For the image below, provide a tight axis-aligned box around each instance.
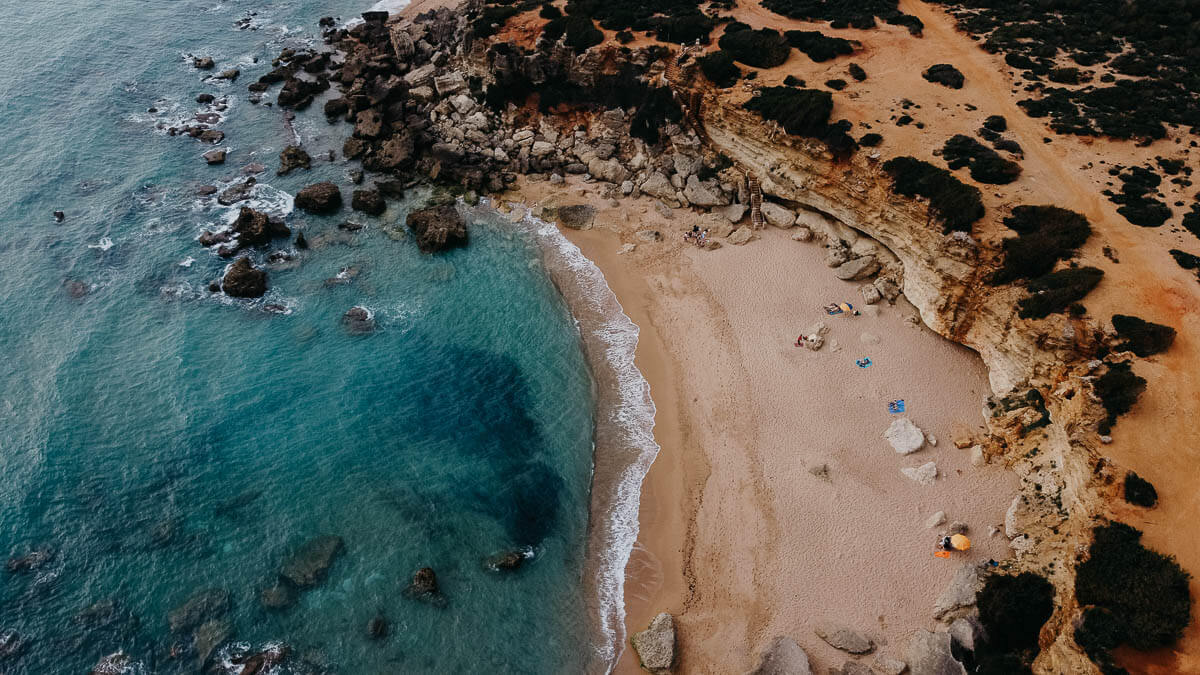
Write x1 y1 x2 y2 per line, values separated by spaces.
278 145 311 175
831 662 873 675
948 616 984 653
815 625 874 654
873 658 908 675
861 284 882 304
835 256 880 281
203 148 226 165
1005 495 1036 539
873 278 900 302
723 203 748 223
588 157 628 184
791 226 813 242
631 613 675 674
905 630 966 675
745 636 812 675
933 564 983 621
885 418 925 454
641 172 677 203
294 182 342 214
901 461 938 486
926 511 946 529
557 205 596 230
761 202 795 228
969 445 985 467
825 246 851 267
683 175 728 207
728 227 753 245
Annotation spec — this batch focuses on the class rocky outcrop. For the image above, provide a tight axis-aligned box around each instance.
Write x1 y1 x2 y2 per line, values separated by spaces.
279 535 344 587
746 636 812 675
906 630 966 675
632 613 676 674
221 258 267 298
885 418 925 455
342 306 375 333
933 564 984 621
814 625 874 654
295 182 342 213
277 145 311 174
557 204 596 230
406 204 468 253
351 188 385 215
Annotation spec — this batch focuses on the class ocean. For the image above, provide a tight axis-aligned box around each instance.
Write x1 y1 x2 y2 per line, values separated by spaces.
0 1 655 672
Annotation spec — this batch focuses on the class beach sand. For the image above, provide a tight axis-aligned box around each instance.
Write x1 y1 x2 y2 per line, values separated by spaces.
504 178 1018 673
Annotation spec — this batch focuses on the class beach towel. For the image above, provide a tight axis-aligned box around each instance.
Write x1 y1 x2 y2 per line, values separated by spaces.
888 399 905 414
934 551 951 559
825 304 843 315
856 358 872 368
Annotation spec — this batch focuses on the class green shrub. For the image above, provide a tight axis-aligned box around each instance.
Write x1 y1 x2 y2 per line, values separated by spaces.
923 63 965 88
881 156 984 232
697 51 741 88
1184 204 1200 242
565 0 712 43
1111 314 1175 357
984 114 1008 132
942 134 1022 184
473 5 522 37
992 205 1092 284
563 14 603 51
743 87 857 157
539 4 561 19
1171 248 1200 275
825 78 847 90
1017 266 1103 319
1094 361 1146 435
630 87 682 145
859 132 882 146
615 29 634 43
783 75 805 87
1109 166 1171 228
718 28 791 68
1124 471 1158 508
848 63 867 81
1075 522 1191 651
977 572 1056 655
759 0 916 31
785 30 855 62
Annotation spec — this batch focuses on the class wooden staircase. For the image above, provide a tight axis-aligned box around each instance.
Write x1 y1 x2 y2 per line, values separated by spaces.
748 175 765 229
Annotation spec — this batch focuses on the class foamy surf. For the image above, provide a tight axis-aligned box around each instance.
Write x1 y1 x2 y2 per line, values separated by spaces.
345 0 411 27
480 199 661 671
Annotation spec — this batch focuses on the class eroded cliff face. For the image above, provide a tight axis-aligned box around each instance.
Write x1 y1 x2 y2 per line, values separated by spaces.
701 99 1118 674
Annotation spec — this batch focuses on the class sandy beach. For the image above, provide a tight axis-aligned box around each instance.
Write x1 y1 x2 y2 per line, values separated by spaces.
503 177 1018 672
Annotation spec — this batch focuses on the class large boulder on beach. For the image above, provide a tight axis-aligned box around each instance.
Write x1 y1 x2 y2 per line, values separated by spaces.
167 588 230 633
901 461 938 486
406 205 468 253
295 182 342 214
631 613 675 674
683 175 728 207
747 636 812 675
761 202 795 228
933 564 984 621
221 257 267 298
280 535 344 588
557 204 596 230
835 255 880 281
814 624 874 654
884 418 925 454
907 630 966 675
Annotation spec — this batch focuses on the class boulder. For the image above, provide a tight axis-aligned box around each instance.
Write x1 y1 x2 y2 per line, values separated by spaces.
926 511 947 529
294 182 342 214
342 306 375 334
746 636 812 675
835 256 880 281
640 172 677 203
231 206 290 247
683 175 728 207
369 130 415 171
728 227 754 245
874 278 901 302
884 418 925 455
791 226 813 242
433 71 466 96
901 461 938 486
5 547 54 573
948 616 984 653
196 93 215 103
405 63 437 88
484 549 529 572
193 618 233 667
277 145 311 175
814 625 874 654
406 204 468 253
203 149 226 165
830 662 872 675
194 56 215 70
367 614 388 640
215 68 239 80
198 129 225 144
221 258 267 298
531 141 555 157
861 284 882 304
406 567 446 606
723 203 748 223
354 108 385 138
933 564 984 621
905 630 966 675
825 245 851 267
280 535 344 587
761 202 795 228
351 189 386 215
90 652 131 675
873 658 908 675
631 613 675 674
218 178 256 205
588 157 628 184
167 588 230 633
557 205 596 230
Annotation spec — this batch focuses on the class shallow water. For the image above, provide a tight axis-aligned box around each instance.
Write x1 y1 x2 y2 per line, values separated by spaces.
0 1 602 671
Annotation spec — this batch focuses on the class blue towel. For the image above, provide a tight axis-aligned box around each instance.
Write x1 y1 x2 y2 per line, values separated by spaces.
888 399 905 414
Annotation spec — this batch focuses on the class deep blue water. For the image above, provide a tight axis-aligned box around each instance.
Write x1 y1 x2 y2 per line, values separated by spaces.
0 1 600 672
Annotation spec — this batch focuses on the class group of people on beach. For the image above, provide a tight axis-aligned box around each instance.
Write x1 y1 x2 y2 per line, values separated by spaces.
683 225 710 247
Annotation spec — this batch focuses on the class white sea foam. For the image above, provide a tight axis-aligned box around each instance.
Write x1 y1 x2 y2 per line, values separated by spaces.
179 257 195 268
485 199 660 670
88 237 114 251
345 0 412 27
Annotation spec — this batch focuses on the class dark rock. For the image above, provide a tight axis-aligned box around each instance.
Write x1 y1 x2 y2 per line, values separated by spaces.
351 188 385 215
221 257 267 298
6 546 54 573
215 68 240 80
342 306 375 333
362 130 414 171
197 229 232 247
203 149 226 165
259 583 296 610
557 204 596 230
406 204 467 253
193 618 233 667
376 180 405 198
231 206 291 247
218 178 256 205
362 10 388 22
195 112 221 124
196 93 215 103
241 162 266 175
194 56 215 70
53 210 65 222
294 182 342 213
231 644 290 675
324 97 349 118
277 145 311 175
0 630 30 660
367 614 388 640
348 170 364 184
295 232 308 249
337 221 364 231
484 549 529 572
279 535 344 587
196 185 218 196
65 280 90 298
319 16 335 27
324 266 360 286
199 129 225 144
406 567 445 605
166 588 230 633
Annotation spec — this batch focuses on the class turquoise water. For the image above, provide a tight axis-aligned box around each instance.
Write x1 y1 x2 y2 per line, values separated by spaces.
0 2 605 672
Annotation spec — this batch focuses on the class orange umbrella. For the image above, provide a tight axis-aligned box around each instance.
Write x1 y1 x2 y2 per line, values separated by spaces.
950 534 971 551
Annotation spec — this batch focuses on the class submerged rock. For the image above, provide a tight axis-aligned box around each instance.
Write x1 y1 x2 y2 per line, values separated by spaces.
90 651 131 675
277 145 311 175
221 257 267 298
747 635 811 675
0 630 30 660
294 182 342 214
351 188 385 215
408 567 439 596
367 613 388 640
167 588 230 633
484 549 530 572
193 618 233 667
631 612 675 674
259 583 296 611
406 205 467 253
217 178 256 206
280 535 344 588
342 306 375 333
230 644 290 674
6 546 55 573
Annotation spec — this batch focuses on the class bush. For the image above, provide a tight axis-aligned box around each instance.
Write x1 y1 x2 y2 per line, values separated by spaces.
562 14 603 52
1184 204 1200 242
783 75 805 87
1075 522 1191 651
1111 314 1176 357
1049 67 1082 84
565 0 713 43
615 29 634 43
977 572 1056 655
859 132 883 147
718 28 791 68
983 114 1007 132
743 87 857 157
629 87 682 145
785 30 856 62
923 63 965 89
993 138 1023 155
881 156 984 232
942 134 1022 184
848 63 867 81
1017 266 1103 319
473 4 522 37
539 4 561 19
825 78 847 90
759 0 916 31
697 51 741 88
1171 248 1200 275
992 205 1091 284
1094 361 1146 435
1124 471 1158 508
